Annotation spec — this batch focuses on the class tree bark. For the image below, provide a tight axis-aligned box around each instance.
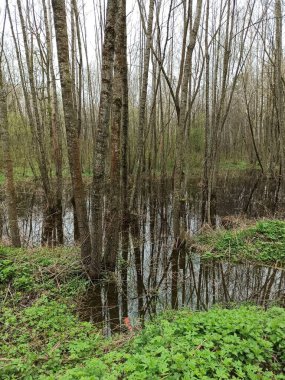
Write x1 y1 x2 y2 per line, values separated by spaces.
0 67 21 247
172 0 202 307
129 0 155 210
91 0 118 277
51 0 91 268
104 0 127 271
42 0 64 245
274 0 285 181
120 0 129 319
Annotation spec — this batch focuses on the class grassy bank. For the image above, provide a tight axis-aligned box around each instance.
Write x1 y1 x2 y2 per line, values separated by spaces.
1 220 285 379
192 219 285 264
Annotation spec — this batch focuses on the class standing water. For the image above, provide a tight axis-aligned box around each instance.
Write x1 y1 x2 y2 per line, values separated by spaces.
1 172 285 332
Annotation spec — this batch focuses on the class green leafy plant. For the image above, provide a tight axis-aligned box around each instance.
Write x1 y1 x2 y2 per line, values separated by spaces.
0 258 16 282
61 307 285 380
194 220 285 263
1 240 285 379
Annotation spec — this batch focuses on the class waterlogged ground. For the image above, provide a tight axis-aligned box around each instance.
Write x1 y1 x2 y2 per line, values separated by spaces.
0 172 284 246
0 284 284 378
74 220 285 330
1 224 285 378
1 174 285 378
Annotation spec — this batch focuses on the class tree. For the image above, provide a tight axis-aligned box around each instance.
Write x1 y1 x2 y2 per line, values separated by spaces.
129 0 155 210
172 0 203 308
91 0 118 277
0 56 21 247
274 0 284 181
51 0 91 270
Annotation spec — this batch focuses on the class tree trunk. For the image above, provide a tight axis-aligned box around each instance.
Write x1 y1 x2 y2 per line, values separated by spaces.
51 0 91 269
172 0 202 306
104 0 126 271
274 0 285 181
0 67 21 247
91 0 118 277
129 0 155 210
120 0 129 320
42 0 64 245
202 0 210 223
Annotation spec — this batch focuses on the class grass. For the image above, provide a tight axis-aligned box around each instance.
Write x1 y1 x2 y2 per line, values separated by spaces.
193 219 285 264
219 159 256 171
1 224 285 379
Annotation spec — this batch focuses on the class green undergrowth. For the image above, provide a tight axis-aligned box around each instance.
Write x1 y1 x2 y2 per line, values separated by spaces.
219 159 256 171
54 307 285 379
0 157 257 186
0 168 37 185
0 245 87 303
1 243 285 379
0 167 90 185
0 245 98 379
193 219 285 264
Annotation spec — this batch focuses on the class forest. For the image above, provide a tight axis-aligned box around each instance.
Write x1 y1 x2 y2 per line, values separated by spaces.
0 0 285 378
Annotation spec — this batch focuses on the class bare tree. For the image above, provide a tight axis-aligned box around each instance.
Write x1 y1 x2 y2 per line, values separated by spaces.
172 0 203 308
91 0 118 277
0 38 21 247
274 0 284 180
129 0 155 210
51 0 91 269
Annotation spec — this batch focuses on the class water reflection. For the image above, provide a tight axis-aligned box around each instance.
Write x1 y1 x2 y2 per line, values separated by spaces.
80 258 285 334
1 172 284 246
1 173 285 333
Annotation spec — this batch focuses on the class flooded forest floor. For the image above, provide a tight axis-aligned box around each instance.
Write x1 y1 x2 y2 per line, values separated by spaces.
1 219 285 379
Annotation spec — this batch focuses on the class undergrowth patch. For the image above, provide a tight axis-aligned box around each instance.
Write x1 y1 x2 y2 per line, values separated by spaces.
193 219 285 264
60 306 285 380
0 246 99 379
1 226 285 379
